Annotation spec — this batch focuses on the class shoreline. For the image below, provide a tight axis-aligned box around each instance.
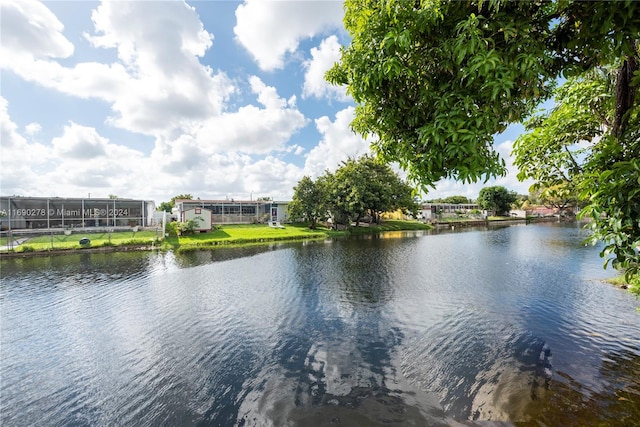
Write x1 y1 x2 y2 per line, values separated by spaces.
0 218 574 260
0 243 158 259
431 216 565 227
0 220 431 259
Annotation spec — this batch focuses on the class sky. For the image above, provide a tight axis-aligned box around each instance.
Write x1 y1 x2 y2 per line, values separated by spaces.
1 0 534 205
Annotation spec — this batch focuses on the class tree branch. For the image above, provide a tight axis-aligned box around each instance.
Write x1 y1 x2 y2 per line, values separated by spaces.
564 145 583 175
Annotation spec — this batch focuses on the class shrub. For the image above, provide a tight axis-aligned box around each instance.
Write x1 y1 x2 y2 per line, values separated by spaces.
19 245 35 253
176 217 203 235
166 221 179 237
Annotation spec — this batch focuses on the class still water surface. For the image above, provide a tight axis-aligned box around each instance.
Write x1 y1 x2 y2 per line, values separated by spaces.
1 222 639 426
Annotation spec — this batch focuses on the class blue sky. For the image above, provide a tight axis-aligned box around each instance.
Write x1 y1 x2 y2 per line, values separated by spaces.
1 0 533 204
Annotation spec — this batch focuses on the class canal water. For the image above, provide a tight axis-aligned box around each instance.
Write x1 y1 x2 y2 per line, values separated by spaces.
1 222 639 426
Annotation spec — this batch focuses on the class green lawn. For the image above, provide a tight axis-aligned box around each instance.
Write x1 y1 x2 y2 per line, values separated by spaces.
3 230 159 252
168 221 431 251
2 220 432 255
167 223 329 250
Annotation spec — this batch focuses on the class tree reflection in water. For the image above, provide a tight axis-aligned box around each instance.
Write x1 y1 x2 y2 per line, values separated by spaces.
234 240 451 426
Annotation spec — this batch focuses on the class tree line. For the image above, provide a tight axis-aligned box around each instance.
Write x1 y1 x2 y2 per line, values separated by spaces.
290 157 540 229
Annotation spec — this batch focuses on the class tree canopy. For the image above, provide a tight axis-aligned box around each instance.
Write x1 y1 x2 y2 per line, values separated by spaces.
512 68 613 211
157 202 173 213
171 194 193 203
428 195 474 204
477 186 517 216
328 0 638 186
515 66 640 284
158 194 194 212
288 176 326 229
325 156 418 226
328 0 639 284
290 156 418 229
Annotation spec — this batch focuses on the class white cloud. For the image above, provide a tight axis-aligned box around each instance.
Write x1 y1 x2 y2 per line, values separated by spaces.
302 35 348 101
0 98 50 196
85 0 235 136
1 98 57 195
287 144 306 156
0 2 339 203
241 156 304 200
250 76 286 109
0 102 162 199
1 0 236 137
194 76 308 154
234 0 344 71
0 0 74 61
25 122 42 136
153 133 210 175
0 97 26 150
303 106 371 178
87 1 213 66
3 59 133 102
147 146 303 201
52 122 110 160
492 139 535 194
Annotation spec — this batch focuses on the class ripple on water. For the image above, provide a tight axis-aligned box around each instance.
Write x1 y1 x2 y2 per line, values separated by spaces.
1 224 639 426
400 307 558 422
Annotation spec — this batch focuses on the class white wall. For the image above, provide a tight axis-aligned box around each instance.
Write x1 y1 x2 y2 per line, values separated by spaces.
183 208 212 231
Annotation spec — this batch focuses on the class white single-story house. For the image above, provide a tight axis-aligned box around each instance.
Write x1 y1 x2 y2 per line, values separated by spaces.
173 199 290 225
419 203 482 221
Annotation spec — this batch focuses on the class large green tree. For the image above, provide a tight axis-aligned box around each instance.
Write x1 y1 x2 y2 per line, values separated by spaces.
288 176 326 229
477 186 517 216
158 202 173 213
299 156 417 228
361 156 419 222
328 0 639 282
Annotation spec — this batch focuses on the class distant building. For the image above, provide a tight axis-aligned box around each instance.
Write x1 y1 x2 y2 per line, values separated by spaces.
173 199 290 225
510 209 528 219
0 196 155 231
420 203 482 221
528 207 560 217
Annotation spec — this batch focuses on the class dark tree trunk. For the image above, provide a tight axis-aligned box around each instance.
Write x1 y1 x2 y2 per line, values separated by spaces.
354 213 362 227
613 51 639 137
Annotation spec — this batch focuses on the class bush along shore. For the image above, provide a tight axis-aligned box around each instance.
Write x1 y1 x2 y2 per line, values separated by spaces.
0 220 432 258
607 275 640 299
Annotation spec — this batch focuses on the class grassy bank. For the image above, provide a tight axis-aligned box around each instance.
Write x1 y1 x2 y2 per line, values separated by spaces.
1 230 160 253
1 220 432 256
607 275 640 297
167 220 431 252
